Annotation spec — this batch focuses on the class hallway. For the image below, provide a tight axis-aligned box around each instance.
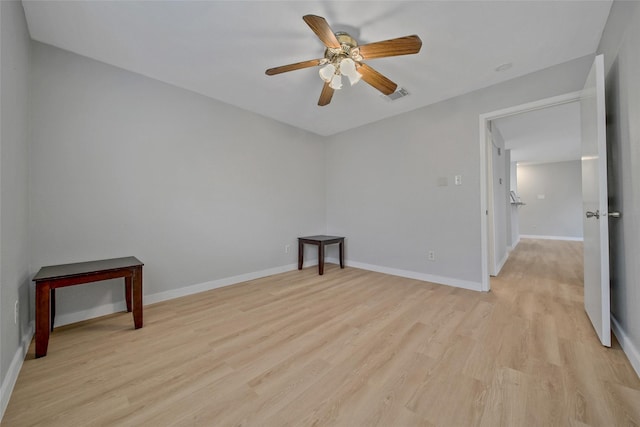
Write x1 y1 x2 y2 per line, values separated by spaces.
486 238 639 424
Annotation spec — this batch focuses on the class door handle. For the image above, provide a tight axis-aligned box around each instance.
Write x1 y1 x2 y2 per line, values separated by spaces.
608 211 621 218
586 210 600 219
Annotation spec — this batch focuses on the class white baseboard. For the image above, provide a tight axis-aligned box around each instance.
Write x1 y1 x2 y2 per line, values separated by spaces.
612 315 640 379
53 301 129 328
1 321 34 421
495 252 509 276
520 234 584 241
338 259 482 292
507 236 521 252
144 263 304 305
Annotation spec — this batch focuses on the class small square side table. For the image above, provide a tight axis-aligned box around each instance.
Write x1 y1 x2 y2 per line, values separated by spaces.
298 235 345 275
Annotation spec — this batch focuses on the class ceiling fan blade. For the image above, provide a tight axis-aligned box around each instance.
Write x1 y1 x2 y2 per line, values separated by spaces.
303 15 341 49
357 63 398 95
358 35 422 60
265 59 323 76
318 82 334 106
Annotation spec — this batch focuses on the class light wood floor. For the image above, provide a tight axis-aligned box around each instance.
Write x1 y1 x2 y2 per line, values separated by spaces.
3 239 640 426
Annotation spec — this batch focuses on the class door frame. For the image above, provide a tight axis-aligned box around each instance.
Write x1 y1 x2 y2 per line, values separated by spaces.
485 125 496 277
478 90 582 291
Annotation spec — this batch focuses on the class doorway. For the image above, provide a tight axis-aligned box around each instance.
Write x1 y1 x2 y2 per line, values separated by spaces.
479 91 582 291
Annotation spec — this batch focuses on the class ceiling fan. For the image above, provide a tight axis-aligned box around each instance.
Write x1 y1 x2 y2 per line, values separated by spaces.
265 15 422 106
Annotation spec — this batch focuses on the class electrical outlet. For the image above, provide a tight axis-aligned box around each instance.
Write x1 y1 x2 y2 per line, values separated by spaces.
428 251 435 261
454 175 462 186
285 244 290 254
14 300 18 324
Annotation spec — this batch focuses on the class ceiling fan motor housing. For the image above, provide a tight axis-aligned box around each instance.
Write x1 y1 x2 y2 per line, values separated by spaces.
325 32 362 63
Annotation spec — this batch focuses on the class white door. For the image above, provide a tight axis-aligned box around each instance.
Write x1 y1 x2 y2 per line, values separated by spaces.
581 54 611 347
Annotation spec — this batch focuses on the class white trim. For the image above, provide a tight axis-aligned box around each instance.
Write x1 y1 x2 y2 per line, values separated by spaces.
507 236 521 252
144 263 304 306
322 257 482 290
486 126 497 277
323 257 342 266
482 90 582 122
479 90 582 291
495 251 509 276
612 315 640 379
0 322 34 421
53 302 129 328
344 260 482 292
519 235 584 242
479 117 489 291
513 236 521 248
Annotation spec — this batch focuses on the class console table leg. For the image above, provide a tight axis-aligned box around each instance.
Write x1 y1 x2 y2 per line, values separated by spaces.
319 243 325 275
50 288 56 331
35 283 51 358
339 241 344 268
298 240 304 270
133 267 143 329
125 276 132 312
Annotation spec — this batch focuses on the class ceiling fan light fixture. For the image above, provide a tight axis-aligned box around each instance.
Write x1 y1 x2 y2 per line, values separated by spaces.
319 63 336 82
346 72 362 86
339 58 362 86
330 73 343 90
339 57 355 72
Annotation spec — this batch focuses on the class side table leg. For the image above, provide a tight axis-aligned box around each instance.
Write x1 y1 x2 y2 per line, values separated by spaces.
35 283 51 358
50 288 56 331
125 276 132 312
339 240 344 269
133 267 143 329
298 240 304 270
319 243 325 275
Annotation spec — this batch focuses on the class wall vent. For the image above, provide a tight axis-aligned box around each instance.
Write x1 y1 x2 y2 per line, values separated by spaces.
382 87 409 101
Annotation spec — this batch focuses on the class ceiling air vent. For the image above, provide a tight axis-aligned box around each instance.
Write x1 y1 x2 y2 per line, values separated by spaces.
382 87 410 101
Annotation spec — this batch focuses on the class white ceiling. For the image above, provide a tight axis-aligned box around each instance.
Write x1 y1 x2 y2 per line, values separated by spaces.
493 101 582 164
21 1 612 136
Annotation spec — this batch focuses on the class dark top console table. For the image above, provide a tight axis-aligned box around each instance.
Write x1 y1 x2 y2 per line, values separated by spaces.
32 256 143 358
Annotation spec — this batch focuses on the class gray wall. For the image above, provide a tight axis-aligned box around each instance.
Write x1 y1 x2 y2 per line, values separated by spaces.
28 42 327 320
517 160 583 239
598 0 640 375
325 55 593 289
0 0 31 411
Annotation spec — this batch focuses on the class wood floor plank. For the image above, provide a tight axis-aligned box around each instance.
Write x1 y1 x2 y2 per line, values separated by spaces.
3 240 640 426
